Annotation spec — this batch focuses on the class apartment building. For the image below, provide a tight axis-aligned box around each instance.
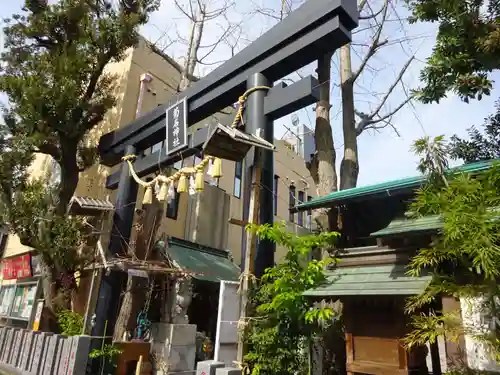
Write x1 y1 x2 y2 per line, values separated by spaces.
0 37 317 325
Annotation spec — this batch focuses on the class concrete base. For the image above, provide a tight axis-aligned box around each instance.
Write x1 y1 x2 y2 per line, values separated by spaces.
0 363 23 375
151 324 197 375
195 360 225 375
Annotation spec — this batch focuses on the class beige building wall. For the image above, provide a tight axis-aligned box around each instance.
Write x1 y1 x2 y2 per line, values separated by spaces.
218 140 316 267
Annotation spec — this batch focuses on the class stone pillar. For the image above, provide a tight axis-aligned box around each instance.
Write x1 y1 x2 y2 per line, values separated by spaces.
151 323 197 375
43 335 64 374
196 360 225 375
215 368 241 375
57 336 74 375
67 335 92 375
2 328 14 363
21 330 39 371
30 331 52 375
9 328 21 365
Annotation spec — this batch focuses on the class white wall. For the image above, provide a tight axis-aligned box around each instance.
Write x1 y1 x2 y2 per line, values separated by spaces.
460 296 500 372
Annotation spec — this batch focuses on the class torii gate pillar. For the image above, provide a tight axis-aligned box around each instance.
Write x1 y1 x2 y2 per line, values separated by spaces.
244 73 275 277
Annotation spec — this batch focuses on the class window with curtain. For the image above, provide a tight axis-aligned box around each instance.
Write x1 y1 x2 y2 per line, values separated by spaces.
233 161 243 198
289 184 296 222
298 191 305 226
166 189 181 220
306 195 313 229
273 175 279 215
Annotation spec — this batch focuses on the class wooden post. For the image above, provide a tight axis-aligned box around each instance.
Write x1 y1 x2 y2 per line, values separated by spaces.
135 355 143 375
236 150 262 365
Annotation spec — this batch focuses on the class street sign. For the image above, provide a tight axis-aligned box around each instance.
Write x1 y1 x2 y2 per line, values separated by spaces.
165 97 187 155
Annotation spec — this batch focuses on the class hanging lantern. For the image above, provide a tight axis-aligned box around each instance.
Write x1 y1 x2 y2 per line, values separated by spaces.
195 170 205 192
203 122 275 162
210 157 223 178
157 182 168 202
142 186 153 205
177 174 188 193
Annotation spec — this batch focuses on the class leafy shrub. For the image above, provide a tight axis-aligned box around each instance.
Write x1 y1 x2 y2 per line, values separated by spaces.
57 309 83 336
244 223 339 375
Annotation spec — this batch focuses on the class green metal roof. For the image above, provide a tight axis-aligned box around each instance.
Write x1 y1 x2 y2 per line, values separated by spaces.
370 215 443 237
167 238 241 282
294 159 499 212
304 264 432 297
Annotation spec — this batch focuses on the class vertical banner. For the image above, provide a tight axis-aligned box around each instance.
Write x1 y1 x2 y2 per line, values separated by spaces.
165 97 188 155
32 299 44 331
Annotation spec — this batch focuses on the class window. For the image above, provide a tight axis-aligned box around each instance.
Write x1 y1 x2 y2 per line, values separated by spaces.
306 195 313 229
10 284 37 319
273 175 279 215
298 191 305 226
233 161 243 198
166 189 181 220
0 286 15 316
289 184 296 222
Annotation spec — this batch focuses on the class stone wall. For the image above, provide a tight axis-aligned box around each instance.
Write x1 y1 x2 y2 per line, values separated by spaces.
0 327 91 375
196 360 241 375
151 323 197 375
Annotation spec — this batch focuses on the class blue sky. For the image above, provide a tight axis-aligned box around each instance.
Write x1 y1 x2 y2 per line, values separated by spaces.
1 0 498 188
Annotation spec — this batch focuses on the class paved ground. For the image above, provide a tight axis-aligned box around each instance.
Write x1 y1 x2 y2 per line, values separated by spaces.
0 364 21 375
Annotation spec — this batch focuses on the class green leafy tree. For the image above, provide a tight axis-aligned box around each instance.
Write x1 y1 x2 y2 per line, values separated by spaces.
449 101 500 163
244 223 339 375
406 0 500 103
404 137 500 367
0 0 159 312
412 135 449 186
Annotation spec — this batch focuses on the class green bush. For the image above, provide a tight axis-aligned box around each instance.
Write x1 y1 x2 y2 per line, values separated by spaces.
244 223 339 375
56 309 83 336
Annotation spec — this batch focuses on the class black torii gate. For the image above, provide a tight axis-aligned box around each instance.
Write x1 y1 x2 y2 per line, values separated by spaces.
94 0 358 340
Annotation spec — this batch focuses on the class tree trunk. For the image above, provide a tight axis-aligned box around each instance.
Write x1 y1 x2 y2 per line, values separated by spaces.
180 10 205 91
310 52 338 232
57 137 80 215
113 197 163 341
39 258 61 331
339 44 359 191
180 11 205 236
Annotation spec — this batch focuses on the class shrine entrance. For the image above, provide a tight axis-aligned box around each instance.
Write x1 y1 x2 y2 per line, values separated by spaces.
94 0 358 365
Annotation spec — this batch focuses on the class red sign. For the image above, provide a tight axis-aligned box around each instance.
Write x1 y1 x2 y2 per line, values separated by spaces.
2 254 32 280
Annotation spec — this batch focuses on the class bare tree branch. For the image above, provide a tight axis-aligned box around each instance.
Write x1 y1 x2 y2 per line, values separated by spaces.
355 55 415 135
359 0 387 20
351 0 389 83
174 0 195 21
